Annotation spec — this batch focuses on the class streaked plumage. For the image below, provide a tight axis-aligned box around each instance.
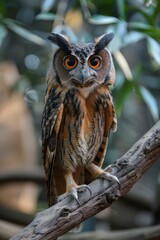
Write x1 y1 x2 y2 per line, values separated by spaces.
42 33 117 207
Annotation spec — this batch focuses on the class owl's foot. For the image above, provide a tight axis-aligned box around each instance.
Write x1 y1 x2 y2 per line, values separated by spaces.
87 163 120 188
70 184 92 205
64 173 92 205
99 172 120 188
104 163 120 173
70 187 80 205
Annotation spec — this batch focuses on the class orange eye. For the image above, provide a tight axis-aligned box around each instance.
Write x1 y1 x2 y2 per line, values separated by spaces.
63 55 78 69
88 55 102 69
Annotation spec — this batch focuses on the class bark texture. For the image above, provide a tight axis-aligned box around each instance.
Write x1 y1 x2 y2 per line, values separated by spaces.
11 121 160 240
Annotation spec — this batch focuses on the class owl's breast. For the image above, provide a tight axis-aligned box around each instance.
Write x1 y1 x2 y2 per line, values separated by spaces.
56 88 105 171
80 100 105 164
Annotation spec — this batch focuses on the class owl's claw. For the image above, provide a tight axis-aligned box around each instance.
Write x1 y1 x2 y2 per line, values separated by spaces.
70 184 92 205
70 187 81 205
104 163 120 172
99 172 120 188
77 184 92 196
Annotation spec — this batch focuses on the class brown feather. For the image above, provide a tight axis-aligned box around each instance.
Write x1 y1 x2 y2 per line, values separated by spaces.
42 33 116 206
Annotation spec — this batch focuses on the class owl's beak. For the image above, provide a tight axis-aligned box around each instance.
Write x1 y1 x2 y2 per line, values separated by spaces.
79 68 90 84
72 68 96 87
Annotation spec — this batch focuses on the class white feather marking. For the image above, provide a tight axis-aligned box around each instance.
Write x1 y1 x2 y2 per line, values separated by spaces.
77 85 96 98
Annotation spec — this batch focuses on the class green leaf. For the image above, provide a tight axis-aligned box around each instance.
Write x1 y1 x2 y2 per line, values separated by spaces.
0 14 3 21
139 86 159 121
0 24 7 46
35 12 56 21
88 15 119 25
106 21 127 52
123 31 145 46
115 80 135 115
128 22 160 39
41 0 55 12
108 24 145 51
147 37 160 65
4 19 46 46
113 51 133 80
116 0 125 19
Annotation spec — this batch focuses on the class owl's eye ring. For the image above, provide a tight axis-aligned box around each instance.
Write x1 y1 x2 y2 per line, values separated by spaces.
88 55 102 69
63 55 78 69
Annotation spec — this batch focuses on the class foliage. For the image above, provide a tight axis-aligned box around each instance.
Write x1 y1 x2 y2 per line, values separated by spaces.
0 0 160 233
88 0 160 120
0 0 159 121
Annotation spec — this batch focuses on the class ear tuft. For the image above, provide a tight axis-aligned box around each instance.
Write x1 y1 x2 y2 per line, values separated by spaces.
48 33 71 54
95 33 114 53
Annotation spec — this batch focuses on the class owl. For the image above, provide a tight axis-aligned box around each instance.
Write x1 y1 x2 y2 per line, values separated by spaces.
42 32 118 207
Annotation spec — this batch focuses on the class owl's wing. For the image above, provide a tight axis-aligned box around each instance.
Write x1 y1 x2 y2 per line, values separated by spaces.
85 91 117 184
94 93 117 167
41 86 64 206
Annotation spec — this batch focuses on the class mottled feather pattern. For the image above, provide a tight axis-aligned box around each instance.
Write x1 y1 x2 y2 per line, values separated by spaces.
42 33 117 206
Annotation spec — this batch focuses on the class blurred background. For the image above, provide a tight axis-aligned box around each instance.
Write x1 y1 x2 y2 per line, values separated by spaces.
0 0 160 239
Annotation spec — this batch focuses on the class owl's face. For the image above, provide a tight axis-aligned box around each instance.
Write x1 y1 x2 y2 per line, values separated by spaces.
48 33 115 93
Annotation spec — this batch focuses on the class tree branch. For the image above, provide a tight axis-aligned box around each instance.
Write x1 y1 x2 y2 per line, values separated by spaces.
11 121 160 240
0 167 44 184
0 205 34 226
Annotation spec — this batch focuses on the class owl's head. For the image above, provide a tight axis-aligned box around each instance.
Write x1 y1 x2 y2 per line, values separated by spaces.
48 33 115 91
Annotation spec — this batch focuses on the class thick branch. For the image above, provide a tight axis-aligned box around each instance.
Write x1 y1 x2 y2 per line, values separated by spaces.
11 121 160 240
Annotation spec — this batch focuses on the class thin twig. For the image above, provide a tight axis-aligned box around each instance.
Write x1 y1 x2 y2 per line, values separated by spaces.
0 167 44 184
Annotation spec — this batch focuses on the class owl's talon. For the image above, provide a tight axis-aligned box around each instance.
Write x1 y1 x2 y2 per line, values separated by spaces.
70 188 81 205
99 172 120 188
70 184 92 205
104 163 120 173
77 184 92 198
85 185 92 197
111 163 121 170
42 33 118 208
